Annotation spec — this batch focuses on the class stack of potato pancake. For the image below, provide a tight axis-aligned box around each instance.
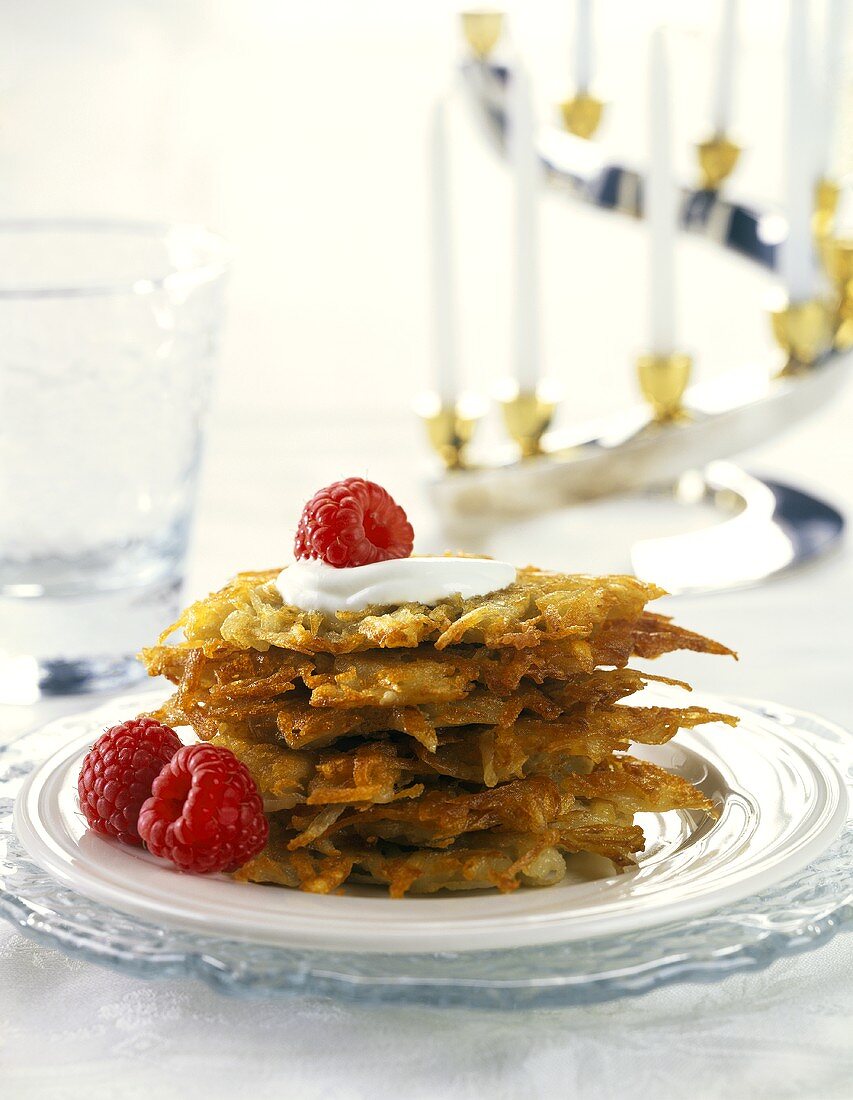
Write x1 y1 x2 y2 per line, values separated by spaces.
142 566 735 896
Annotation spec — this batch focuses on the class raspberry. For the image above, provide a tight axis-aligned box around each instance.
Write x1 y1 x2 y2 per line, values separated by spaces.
77 717 182 847
294 477 414 568
137 744 269 874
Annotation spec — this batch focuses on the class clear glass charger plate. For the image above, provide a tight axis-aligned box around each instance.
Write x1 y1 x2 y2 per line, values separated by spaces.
1 689 852 1010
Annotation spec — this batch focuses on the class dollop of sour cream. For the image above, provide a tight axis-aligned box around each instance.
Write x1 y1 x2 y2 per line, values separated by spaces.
276 556 517 615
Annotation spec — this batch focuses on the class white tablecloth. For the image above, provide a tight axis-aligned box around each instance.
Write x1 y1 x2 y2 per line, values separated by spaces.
2 3 853 1096
2 927 851 1100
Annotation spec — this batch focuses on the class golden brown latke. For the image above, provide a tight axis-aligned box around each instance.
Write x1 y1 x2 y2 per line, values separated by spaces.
151 658 715 753
157 654 720 736
153 567 669 656
287 775 563 849
234 825 574 895
143 619 732 733
276 757 715 853
234 755 709 896
196 702 735 811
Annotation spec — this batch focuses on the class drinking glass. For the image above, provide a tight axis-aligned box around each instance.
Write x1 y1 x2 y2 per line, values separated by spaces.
0 219 228 703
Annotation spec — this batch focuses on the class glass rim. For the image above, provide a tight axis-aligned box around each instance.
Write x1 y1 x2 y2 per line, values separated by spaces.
0 217 229 299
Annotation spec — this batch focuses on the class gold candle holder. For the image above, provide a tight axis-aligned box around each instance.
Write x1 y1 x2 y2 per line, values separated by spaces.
460 10 504 59
820 237 853 348
559 92 605 140
770 299 834 373
499 385 557 457
696 135 741 191
636 353 693 422
813 178 840 240
417 394 482 470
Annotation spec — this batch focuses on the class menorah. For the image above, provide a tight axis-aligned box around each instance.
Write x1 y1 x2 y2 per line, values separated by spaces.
419 5 852 595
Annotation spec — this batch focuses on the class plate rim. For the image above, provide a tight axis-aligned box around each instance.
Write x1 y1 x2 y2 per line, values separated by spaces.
9 688 849 955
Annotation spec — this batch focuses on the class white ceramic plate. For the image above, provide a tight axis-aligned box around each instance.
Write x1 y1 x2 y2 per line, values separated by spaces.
14 685 847 955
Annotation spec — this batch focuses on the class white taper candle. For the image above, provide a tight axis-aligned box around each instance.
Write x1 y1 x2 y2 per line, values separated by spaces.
783 0 817 302
574 0 594 93
711 0 738 135
428 97 457 406
509 61 542 392
647 28 678 356
821 0 848 178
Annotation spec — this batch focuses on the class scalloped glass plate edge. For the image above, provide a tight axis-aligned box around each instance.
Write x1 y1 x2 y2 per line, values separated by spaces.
1 694 852 1010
